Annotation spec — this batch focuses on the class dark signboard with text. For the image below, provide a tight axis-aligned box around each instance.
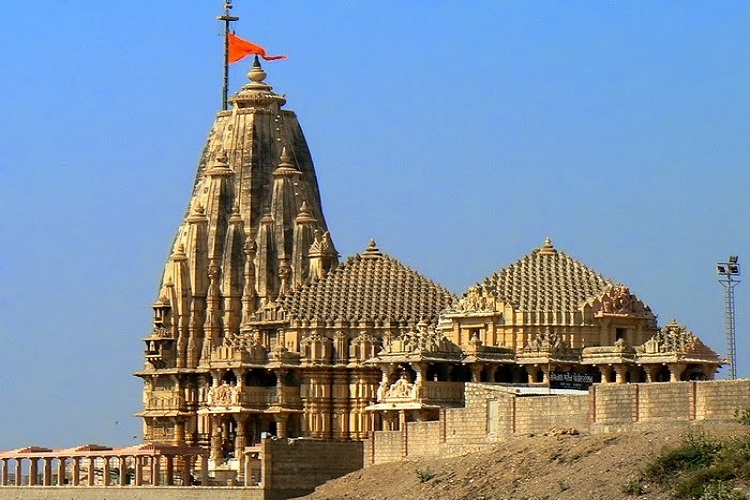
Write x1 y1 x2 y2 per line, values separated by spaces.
549 371 594 391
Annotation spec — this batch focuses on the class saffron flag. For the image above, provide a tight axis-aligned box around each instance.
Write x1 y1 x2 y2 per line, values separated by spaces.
228 33 287 63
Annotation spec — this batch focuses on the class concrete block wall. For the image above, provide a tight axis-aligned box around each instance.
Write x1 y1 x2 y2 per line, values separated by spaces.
696 380 750 420
515 395 590 434
262 438 363 499
592 384 636 424
368 430 403 465
366 380 750 465
639 383 691 421
406 421 442 456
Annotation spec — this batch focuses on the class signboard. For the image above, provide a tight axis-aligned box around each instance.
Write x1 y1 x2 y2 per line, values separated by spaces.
549 371 594 391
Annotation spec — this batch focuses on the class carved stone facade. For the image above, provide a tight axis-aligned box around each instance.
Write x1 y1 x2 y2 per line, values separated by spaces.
136 61 723 477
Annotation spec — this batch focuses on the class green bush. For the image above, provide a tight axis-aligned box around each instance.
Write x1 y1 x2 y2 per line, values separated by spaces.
622 479 646 496
734 408 750 427
416 468 436 483
698 479 747 500
645 429 721 484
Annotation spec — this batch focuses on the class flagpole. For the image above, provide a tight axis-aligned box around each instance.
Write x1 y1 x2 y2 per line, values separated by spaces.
217 1 239 111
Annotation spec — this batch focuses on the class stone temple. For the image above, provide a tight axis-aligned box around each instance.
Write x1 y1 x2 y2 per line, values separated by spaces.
134 57 723 477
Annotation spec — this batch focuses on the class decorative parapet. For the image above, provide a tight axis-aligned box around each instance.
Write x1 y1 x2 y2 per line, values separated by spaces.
381 321 461 355
637 319 722 362
203 385 301 411
591 284 655 322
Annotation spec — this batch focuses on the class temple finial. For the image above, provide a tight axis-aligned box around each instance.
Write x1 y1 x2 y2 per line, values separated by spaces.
539 237 557 255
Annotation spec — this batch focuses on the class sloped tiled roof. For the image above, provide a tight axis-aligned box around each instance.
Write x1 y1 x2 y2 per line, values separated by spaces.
282 241 456 323
479 238 614 312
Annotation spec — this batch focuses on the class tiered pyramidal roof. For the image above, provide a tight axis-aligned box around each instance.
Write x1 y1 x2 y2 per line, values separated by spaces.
282 240 456 325
484 238 613 312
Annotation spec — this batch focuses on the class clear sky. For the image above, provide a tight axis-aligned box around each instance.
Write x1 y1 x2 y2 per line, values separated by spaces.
0 1 748 449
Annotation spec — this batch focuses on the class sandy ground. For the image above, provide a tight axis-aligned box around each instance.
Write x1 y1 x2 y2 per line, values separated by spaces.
299 423 749 500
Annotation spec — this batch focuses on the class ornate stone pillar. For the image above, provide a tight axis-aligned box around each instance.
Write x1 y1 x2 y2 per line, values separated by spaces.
487 365 499 383
43 457 52 486
57 457 66 486
540 364 550 384
152 456 161 486
72 457 80 486
470 364 483 382
118 456 127 486
87 457 95 486
598 365 613 384
165 455 174 485
102 457 110 487
642 364 659 383
29 458 38 486
181 455 192 486
200 455 209 486
134 457 143 486
14 458 23 486
274 414 289 439
210 415 222 463
669 363 686 382
614 365 628 384
1 458 8 486
332 369 349 439
175 418 186 445
234 415 248 466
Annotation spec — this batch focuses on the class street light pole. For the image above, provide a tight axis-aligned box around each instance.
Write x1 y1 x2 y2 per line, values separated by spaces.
717 256 740 379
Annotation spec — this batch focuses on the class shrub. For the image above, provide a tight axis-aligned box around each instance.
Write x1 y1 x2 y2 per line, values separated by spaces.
416 468 436 483
734 408 750 426
645 429 721 485
622 479 646 496
698 479 747 500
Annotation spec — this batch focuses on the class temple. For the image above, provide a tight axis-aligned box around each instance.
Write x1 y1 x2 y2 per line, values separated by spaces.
134 58 723 480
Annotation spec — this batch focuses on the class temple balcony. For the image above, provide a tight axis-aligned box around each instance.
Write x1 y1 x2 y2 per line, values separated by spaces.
374 381 465 410
203 384 302 412
144 395 186 411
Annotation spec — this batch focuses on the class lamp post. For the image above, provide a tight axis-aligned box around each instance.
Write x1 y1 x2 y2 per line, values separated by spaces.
717 256 740 379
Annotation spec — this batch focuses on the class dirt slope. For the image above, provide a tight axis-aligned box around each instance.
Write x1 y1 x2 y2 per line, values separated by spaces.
300 423 748 500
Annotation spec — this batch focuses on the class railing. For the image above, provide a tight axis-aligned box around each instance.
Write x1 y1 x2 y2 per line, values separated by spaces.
145 396 185 411
237 386 301 409
419 382 465 404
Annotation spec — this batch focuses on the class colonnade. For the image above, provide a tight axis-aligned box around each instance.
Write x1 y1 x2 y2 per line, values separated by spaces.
0 444 208 487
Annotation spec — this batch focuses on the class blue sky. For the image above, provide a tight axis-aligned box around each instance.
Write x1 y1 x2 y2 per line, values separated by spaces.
0 1 748 448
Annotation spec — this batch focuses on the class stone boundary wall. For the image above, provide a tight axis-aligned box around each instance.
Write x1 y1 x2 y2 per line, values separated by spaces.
366 380 750 465
262 438 363 500
0 486 264 500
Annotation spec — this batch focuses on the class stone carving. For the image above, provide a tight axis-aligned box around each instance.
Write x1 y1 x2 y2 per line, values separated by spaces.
384 374 418 399
388 322 454 354
150 326 172 338
207 381 239 406
601 284 634 315
452 285 495 313
638 320 718 357
222 330 268 361
524 330 569 352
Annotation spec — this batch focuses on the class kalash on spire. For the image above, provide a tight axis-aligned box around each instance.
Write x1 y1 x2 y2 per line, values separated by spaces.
134 9 339 453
